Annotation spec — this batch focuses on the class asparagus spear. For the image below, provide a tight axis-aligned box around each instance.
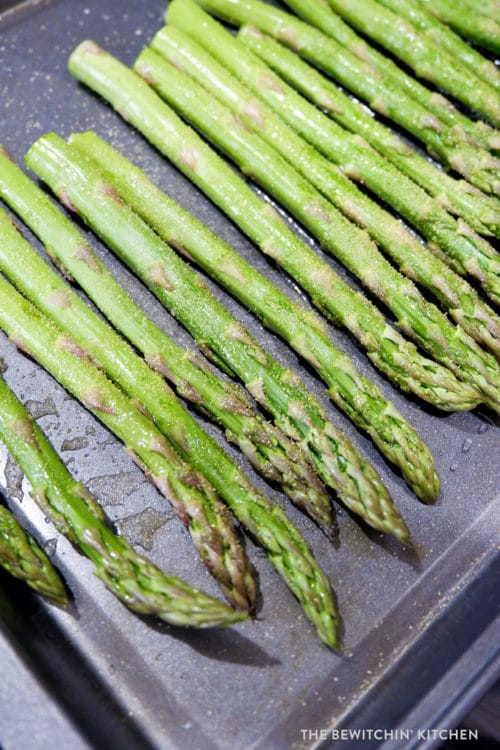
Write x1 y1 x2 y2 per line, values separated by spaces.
0 374 246 627
0 179 335 541
29 127 437 508
0 150 326 528
0 218 341 648
0 499 67 604
320 0 500 125
376 0 500 94
192 0 500 194
133 47 500 411
150 25 500 358
68 132 414 537
238 27 500 238
0 269 255 613
419 0 500 54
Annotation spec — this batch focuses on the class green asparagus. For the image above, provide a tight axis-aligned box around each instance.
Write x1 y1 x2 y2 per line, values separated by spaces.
319 0 500 124
69 131 413 537
419 0 500 54
376 0 500 94
0 497 67 604
192 0 500 194
0 373 246 627
150 24 500 358
0 149 327 529
0 210 341 648
238 26 500 238
0 264 255 613
30 124 437 508
133 47 500 410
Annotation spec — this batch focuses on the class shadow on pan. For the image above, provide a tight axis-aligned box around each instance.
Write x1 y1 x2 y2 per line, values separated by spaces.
0 571 155 750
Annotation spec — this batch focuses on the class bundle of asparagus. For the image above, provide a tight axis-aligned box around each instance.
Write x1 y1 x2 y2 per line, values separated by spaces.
0 149 329 531
163 2 500 309
193 0 500 195
130 45 500 409
0 496 67 604
235 27 500 239
316 0 500 124
418 0 500 53
1 0 496 648
148 22 500 357
28 128 440 509
0 210 344 647
376 0 500 93
0 372 246 626
0 264 257 615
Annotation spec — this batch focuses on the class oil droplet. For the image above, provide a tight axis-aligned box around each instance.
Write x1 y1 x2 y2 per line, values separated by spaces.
61 436 89 452
25 396 59 420
5 455 23 501
87 471 146 506
450 463 458 472
116 507 168 551
462 438 472 453
43 538 57 556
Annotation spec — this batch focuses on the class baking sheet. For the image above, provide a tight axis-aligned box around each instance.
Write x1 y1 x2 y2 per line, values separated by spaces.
0 1 498 748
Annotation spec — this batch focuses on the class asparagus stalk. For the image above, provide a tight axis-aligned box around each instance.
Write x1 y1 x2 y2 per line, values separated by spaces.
0 151 326 530
69 132 414 538
192 0 500 194
0 374 246 627
0 499 67 604
133 47 500 411
376 0 500 94
320 0 500 124
29 127 437 510
0 216 341 647
419 0 500 54
150 25 500 359
238 27 500 238
0 268 255 613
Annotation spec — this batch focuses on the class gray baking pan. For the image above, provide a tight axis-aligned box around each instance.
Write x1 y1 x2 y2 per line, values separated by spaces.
0 1 498 749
